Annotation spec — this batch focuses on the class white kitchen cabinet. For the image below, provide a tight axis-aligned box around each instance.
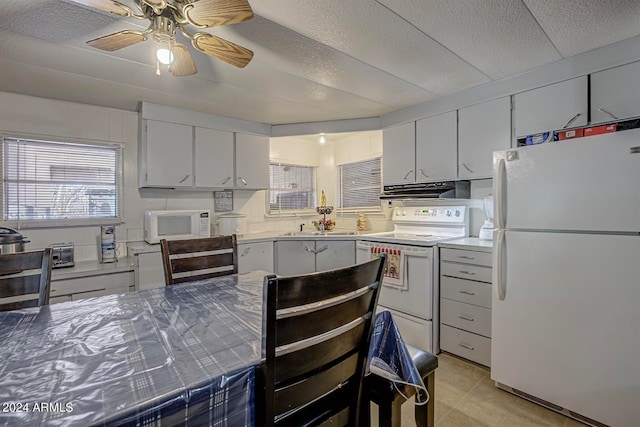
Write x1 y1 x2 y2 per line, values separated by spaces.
458 97 511 179
439 246 492 367
514 76 588 137
275 240 316 276
238 241 274 274
591 60 640 123
235 133 270 190
315 240 356 272
415 111 457 182
134 251 166 290
140 121 269 190
50 271 134 303
194 127 234 188
140 119 194 188
382 122 416 185
275 240 355 276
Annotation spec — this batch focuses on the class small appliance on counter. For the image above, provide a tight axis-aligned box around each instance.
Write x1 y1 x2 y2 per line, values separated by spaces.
216 212 246 236
478 194 494 240
99 225 117 263
0 226 30 254
145 209 211 244
49 243 74 268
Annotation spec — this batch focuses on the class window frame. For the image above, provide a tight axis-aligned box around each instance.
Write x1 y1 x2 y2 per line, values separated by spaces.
1 133 124 228
336 156 382 214
267 162 317 215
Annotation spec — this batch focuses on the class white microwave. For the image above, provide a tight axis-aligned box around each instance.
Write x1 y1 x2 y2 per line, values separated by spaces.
144 210 211 244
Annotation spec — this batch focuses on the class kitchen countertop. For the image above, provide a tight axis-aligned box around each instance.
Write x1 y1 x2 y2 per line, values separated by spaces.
438 237 493 252
51 257 135 281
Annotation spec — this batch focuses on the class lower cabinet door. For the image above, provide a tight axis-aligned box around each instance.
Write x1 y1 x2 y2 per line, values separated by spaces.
238 242 274 274
315 240 355 272
275 241 316 276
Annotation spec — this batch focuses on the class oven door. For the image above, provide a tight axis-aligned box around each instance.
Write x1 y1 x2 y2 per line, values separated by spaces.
356 241 434 320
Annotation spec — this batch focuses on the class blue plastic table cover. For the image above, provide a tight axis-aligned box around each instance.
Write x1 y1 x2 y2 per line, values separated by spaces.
0 270 427 426
0 271 266 426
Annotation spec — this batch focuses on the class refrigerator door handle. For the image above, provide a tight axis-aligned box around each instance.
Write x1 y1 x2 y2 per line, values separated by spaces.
495 158 507 229
494 229 506 301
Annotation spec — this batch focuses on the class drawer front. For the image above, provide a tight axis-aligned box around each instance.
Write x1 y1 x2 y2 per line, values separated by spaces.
440 248 492 267
440 324 491 367
51 272 134 296
441 261 492 283
440 276 492 309
441 299 491 337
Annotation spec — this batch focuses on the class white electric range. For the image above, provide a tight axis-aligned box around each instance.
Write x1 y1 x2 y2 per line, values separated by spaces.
356 205 468 353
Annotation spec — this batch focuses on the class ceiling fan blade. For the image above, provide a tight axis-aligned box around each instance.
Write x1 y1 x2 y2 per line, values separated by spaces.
193 33 253 68
87 30 146 51
170 44 197 76
186 0 253 28
67 0 133 17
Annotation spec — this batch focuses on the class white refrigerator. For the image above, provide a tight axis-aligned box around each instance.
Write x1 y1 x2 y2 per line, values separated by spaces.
492 128 640 427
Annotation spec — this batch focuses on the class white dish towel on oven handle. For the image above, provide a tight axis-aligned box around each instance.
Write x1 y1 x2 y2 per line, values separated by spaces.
370 246 408 291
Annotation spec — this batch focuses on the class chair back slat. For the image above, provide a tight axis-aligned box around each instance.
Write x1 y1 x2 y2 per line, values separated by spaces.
160 235 238 285
0 248 53 311
274 352 359 417
275 265 381 309
276 289 374 347
262 254 386 426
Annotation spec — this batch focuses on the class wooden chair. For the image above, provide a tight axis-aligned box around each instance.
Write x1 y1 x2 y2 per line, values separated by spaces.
160 235 238 285
0 248 53 311
261 254 386 427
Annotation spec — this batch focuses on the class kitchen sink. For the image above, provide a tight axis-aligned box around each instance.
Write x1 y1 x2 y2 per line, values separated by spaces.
280 231 358 236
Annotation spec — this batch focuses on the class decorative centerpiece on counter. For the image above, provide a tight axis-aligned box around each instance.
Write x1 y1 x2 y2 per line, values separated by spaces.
356 212 369 231
314 190 335 231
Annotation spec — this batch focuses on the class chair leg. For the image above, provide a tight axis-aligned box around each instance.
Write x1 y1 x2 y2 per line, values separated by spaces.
378 399 402 427
414 371 435 427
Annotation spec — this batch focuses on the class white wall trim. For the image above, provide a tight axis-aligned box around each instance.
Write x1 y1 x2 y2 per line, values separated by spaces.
271 117 381 137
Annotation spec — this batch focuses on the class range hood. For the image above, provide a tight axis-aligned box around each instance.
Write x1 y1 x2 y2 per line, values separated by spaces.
380 180 470 199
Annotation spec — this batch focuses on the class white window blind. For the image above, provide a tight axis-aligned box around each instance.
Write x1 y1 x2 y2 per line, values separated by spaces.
269 163 316 212
1 136 123 226
338 157 381 209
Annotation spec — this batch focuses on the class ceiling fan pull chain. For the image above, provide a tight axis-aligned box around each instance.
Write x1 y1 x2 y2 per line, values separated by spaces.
155 60 161 76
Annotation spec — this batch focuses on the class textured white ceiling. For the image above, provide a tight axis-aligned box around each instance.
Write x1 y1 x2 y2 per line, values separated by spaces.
0 0 639 125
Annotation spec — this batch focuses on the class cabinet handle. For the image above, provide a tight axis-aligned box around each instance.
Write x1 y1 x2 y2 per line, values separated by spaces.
459 270 475 275
563 113 582 129
598 108 618 120
179 174 190 183
459 290 475 295
462 163 474 173
419 169 429 178
304 246 315 253
314 245 329 254
458 255 475 260
238 177 248 186
458 315 475 322
459 343 475 350
403 170 414 180
241 247 251 257
221 176 231 184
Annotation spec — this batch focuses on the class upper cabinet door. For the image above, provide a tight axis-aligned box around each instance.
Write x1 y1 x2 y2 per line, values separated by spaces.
415 111 457 182
458 97 511 179
235 133 269 189
591 60 640 124
514 76 588 137
194 127 234 188
383 122 416 185
143 120 193 187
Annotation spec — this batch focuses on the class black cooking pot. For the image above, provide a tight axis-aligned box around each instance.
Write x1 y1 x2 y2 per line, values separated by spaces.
0 226 30 254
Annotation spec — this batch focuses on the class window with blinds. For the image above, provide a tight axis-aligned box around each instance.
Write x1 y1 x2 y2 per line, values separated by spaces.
338 157 382 210
269 163 316 212
1 136 123 226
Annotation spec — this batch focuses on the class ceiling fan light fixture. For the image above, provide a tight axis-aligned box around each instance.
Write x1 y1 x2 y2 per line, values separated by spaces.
156 46 174 65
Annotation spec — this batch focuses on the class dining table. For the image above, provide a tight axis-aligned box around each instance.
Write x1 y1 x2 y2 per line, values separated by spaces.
0 270 424 426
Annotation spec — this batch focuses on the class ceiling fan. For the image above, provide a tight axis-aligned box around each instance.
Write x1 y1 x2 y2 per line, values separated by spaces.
69 0 254 76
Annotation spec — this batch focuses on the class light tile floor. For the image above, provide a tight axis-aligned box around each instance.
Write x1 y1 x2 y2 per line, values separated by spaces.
372 353 586 426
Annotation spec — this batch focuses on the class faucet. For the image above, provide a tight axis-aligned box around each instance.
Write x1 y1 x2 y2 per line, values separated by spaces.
299 223 305 232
